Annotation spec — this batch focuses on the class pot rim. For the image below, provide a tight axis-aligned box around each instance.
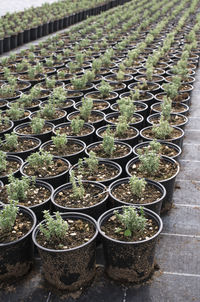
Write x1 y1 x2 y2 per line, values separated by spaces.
32 211 98 252
0 205 37 247
97 205 163 244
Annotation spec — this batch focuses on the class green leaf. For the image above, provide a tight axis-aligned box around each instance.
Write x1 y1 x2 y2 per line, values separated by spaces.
124 229 132 237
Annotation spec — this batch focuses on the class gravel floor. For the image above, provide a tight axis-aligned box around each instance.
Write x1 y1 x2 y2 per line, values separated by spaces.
0 0 60 16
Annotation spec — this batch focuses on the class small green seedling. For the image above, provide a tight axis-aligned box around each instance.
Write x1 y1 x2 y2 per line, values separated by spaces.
31 117 45 134
129 175 146 198
114 206 147 237
70 171 85 199
85 151 99 173
27 150 53 169
161 97 172 121
6 175 35 202
98 80 111 98
116 115 128 136
103 126 115 156
138 148 160 176
152 116 173 139
4 132 18 151
0 200 19 233
0 151 7 172
39 210 69 244
71 117 84 135
79 98 93 121
52 131 68 151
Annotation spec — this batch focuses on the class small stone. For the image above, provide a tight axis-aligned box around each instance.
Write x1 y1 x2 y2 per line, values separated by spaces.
70 232 76 236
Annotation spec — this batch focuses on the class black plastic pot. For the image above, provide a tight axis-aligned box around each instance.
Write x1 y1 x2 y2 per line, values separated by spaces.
75 99 111 114
109 178 166 214
3 109 31 127
54 122 95 145
150 102 190 116
14 122 54 144
147 113 188 130
20 157 71 189
3 36 11 52
32 212 98 290
67 110 105 130
52 181 108 219
0 39 3 54
105 112 144 131
23 29 30 43
140 125 185 148
133 141 182 161
85 141 132 175
96 124 139 147
126 156 180 213
155 92 191 106
0 205 36 281
40 138 86 165
70 159 122 187
1 136 41 161
17 32 24 46
0 120 14 139
97 206 163 283
10 34 18 49
30 109 67 126
0 155 23 185
85 91 118 105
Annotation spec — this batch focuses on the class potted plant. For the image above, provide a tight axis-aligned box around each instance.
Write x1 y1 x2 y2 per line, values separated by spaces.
53 119 95 145
32 210 98 290
70 151 122 186
20 150 70 188
125 147 180 213
109 175 166 214
0 132 41 160
97 205 163 283
40 131 86 165
52 171 109 219
0 175 53 221
14 117 54 143
0 151 23 184
0 201 36 280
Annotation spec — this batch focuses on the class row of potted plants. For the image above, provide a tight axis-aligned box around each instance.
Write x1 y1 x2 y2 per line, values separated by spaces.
0 0 199 293
0 0 131 54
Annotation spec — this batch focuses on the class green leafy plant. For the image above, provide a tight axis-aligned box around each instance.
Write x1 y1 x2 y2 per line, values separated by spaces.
6 103 24 121
39 210 69 245
40 102 56 119
31 117 45 134
79 98 93 121
129 175 146 198
70 171 85 199
70 76 87 90
98 80 111 98
27 150 53 169
84 151 99 173
149 140 161 153
114 206 147 237
6 175 35 202
116 115 128 136
3 132 18 151
161 97 172 120
152 116 173 139
162 82 179 99
0 200 19 233
0 151 7 172
103 126 115 156
138 149 160 176
52 131 68 151
71 117 84 135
